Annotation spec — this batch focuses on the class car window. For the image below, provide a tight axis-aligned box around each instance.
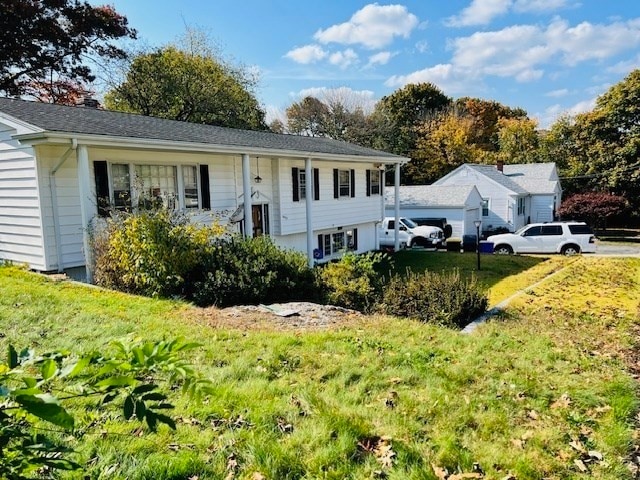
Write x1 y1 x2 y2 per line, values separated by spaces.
388 220 395 230
541 225 563 235
401 218 417 228
522 226 542 236
568 224 593 234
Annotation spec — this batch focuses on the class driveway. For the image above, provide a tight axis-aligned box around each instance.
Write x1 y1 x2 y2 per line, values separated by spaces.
593 241 640 257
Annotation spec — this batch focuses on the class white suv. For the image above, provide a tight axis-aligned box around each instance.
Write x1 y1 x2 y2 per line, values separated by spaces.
487 222 596 255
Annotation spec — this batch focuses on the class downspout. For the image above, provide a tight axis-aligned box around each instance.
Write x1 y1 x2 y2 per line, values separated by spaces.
50 139 77 272
305 157 314 267
394 163 401 251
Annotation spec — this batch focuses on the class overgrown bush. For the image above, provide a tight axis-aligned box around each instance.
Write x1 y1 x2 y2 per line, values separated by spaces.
193 235 318 307
379 269 488 328
317 252 388 312
93 210 224 297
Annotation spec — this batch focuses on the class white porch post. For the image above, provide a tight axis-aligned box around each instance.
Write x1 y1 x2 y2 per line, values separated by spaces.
242 153 252 238
305 157 314 267
77 144 93 282
377 167 384 250
394 163 401 251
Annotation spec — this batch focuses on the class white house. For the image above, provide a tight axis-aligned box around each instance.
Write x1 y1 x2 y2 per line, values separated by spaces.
433 161 562 233
0 98 407 280
384 185 484 238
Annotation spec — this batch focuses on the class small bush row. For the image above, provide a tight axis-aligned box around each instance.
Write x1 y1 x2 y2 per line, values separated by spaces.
92 210 488 327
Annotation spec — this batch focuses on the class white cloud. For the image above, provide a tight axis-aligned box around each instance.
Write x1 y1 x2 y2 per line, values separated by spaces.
585 83 611 96
567 97 597 115
415 40 429 53
607 54 640 75
449 18 640 80
513 0 568 13
284 44 327 64
545 88 569 97
446 0 569 27
385 63 481 95
314 3 418 49
446 0 512 27
535 95 595 128
329 49 358 69
367 51 394 67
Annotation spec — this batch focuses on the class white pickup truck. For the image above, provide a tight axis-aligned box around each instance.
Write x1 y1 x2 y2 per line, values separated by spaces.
379 217 444 249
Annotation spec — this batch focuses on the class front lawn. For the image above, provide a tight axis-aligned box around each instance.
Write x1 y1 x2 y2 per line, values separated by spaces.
1 258 638 479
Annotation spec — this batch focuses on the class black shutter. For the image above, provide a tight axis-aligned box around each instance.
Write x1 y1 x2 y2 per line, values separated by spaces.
350 169 355 198
93 161 109 217
333 169 339 198
292 168 299 202
313 168 320 201
199 165 211 210
353 228 358 250
366 170 371 197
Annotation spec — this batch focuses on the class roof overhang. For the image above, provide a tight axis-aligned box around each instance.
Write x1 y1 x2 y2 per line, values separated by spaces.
15 131 408 165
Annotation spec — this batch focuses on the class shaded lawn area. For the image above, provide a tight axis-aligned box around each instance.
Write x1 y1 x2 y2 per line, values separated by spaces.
386 250 572 306
1 258 639 480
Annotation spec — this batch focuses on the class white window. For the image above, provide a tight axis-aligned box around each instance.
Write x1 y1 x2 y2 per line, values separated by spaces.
339 170 350 197
369 170 380 195
111 163 131 211
320 229 357 256
107 163 200 211
183 165 199 209
299 169 307 199
482 199 489 217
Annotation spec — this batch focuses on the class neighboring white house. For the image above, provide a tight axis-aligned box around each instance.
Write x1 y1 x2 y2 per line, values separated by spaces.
433 161 562 233
0 98 407 280
384 185 484 238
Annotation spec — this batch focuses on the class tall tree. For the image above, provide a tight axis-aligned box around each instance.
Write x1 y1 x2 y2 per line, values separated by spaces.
373 83 451 156
104 40 266 130
495 117 539 164
0 1 136 98
286 96 329 136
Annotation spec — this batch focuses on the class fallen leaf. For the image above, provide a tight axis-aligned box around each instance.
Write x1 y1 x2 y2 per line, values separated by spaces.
551 393 572 410
511 438 524 449
431 463 448 480
588 450 603 461
574 459 588 472
527 410 539 420
569 439 586 453
521 430 534 441
449 473 483 479
252 473 266 480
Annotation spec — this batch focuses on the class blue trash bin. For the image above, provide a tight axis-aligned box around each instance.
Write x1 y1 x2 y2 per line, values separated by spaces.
479 241 494 254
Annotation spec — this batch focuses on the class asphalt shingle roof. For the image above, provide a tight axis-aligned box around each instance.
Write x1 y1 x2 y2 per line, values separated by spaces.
466 164 529 194
385 185 479 207
0 97 402 160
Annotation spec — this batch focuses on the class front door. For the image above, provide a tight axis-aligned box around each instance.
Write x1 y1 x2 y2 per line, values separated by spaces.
251 204 269 237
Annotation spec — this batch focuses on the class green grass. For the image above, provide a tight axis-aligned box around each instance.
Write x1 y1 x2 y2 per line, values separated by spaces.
387 250 571 306
1 258 639 479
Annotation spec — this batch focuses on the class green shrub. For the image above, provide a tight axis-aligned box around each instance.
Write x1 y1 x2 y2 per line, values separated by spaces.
317 252 388 312
193 235 319 307
379 269 488 328
93 210 223 297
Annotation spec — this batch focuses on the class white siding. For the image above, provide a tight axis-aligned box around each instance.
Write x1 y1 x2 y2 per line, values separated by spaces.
276 159 383 235
0 123 46 270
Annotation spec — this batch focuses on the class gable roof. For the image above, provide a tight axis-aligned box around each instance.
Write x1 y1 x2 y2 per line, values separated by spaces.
385 185 482 208
465 165 528 194
0 97 404 162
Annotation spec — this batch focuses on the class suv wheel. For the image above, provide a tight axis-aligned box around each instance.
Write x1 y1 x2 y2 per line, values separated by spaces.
561 244 580 256
494 244 513 255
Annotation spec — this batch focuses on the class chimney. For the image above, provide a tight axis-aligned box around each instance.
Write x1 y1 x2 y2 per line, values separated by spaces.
496 160 504 172
78 96 100 108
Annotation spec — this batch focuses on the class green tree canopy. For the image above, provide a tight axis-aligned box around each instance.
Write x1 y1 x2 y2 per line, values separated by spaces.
104 44 266 130
374 83 451 156
286 96 330 136
0 1 136 99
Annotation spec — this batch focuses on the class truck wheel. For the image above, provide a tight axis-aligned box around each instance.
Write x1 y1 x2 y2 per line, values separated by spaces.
494 244 513 255
561 244 580 256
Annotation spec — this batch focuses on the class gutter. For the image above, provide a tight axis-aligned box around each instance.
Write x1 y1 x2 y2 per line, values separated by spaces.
14 132 409 165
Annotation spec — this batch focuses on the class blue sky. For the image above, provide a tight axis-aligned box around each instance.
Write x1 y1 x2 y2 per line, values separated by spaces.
97 0 640 127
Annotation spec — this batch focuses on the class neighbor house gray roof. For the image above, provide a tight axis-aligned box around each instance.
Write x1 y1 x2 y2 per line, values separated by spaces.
385 185 480 208
466 165 529 194
502 163 560 194
0 97 403 161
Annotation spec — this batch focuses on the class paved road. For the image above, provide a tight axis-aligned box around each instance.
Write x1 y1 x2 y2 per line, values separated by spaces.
593 241 640 257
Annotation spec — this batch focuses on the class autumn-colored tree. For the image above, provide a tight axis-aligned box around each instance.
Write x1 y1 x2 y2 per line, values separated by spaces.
557 192 628 228
286 96 330 136
496 117 539 163
1 1 136 98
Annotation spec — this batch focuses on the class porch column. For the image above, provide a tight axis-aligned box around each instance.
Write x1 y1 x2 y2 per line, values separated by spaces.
394 163 401 251
305 157 314 267
77 144 93 282
242 153 252 238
